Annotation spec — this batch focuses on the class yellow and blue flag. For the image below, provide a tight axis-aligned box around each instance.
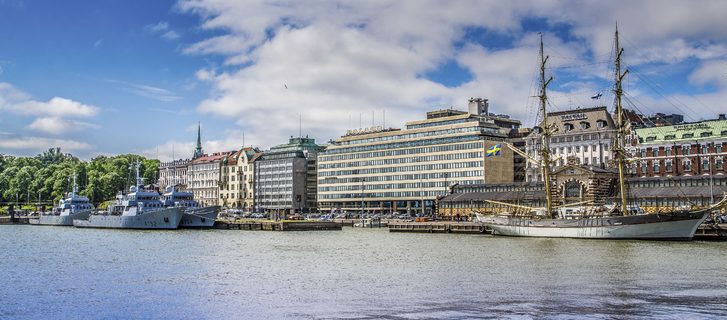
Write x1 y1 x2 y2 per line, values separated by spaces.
486 144 502 157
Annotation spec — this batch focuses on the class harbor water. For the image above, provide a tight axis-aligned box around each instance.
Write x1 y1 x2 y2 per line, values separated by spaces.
2 225 727 319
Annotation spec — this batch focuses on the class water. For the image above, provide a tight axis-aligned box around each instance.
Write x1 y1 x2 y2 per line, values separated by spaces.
2 225 727 319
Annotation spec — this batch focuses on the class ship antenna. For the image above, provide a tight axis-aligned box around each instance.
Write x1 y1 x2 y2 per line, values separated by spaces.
613 24 630 215
135 160 143 190
538 33 555 218
72 171 78 196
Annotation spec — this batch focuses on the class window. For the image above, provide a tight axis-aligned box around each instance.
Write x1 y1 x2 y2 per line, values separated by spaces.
583 157 589 165
575 146 580 153
653 161 660 172
641 162 648 173
665 148 671 157
702 145 709 154
564 123 574 132
666 160 673 172
640 149 646 158
700 131 712 137
646 136 656 142
717 144 722 153
682 133 694 139
722 130 727 136
664 134 676 140
584 145 589 152
717 158 724 170
580 122 591 129
703 159 710 170
683 146 691 155
684 160 692 171
597 120 607 128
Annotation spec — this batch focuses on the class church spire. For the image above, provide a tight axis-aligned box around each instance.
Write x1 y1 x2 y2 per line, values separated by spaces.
193 122 203 159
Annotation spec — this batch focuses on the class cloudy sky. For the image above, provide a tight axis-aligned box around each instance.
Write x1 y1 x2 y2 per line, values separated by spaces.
1 0 726 161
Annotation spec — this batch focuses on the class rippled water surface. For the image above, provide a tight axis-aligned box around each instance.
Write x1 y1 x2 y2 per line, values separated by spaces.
2 225 727 319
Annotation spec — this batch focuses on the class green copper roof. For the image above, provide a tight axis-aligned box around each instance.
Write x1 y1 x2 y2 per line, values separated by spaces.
635 119 727 144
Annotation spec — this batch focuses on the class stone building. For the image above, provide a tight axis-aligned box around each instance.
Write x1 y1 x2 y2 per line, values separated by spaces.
187 151 233 207
629 116 727 177
525 106 617 182
317 98 521 215
158 159 190 191
219 147 262 210
253 137 324 214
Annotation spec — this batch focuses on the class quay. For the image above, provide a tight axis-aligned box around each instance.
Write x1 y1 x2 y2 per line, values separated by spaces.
214 219 342 231
388 221 490 234
694 224 727 240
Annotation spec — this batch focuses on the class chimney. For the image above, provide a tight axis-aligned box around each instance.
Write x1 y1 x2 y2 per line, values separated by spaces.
468 97 489 115
719 114 726 120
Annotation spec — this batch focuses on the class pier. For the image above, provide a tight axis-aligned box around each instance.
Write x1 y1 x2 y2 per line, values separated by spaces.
214 220 342 231
694 224 727 240
388 221 490 234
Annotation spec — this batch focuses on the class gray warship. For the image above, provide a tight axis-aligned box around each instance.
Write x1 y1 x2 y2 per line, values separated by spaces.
31 174 93 226
161 185 219 228
73 161 183 229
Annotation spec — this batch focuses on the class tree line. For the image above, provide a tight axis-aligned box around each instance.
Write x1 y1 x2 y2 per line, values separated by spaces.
0 148 159 206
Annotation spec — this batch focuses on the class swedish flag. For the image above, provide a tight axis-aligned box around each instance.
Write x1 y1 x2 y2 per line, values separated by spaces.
486 144 502 157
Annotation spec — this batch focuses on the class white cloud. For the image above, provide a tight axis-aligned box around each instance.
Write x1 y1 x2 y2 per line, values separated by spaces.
27 117 98 135
175 0 727 153
162 30 180 40
147 21 170 33
13 97 99 117
0 136 93 151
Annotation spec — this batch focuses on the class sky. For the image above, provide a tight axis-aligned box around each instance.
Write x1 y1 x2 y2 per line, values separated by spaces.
1 0 726 161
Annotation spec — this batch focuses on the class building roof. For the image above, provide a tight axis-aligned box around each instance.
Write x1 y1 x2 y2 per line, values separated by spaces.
635 119 727 145
190 151 233 164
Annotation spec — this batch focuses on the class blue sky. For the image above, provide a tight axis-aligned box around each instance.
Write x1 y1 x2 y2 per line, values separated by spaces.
1 0 726 160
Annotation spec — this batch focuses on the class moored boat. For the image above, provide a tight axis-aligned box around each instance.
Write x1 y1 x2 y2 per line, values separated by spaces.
484 28 727 240
31 174 94 226
73 161 183 229
161 185 219 228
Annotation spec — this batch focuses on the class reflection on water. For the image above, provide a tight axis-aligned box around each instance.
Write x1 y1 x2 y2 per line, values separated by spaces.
1 225 727 319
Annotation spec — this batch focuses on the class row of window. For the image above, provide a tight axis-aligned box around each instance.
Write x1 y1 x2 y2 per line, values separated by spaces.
406 118 473 130
319 181 456 192
319 171 483 185
637 157 725 173
318 152 483 170
319 190 456 199
322 136 483 156
339 126 483 146
635 144 724 157
562 120 609 132
319 161 484 177
319 140 483 162
642 130 727 142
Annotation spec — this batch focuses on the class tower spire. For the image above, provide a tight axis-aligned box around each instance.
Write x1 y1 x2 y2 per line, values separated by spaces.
194 122 203 159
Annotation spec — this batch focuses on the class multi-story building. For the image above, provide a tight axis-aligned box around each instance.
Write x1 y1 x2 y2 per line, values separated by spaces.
187 151 233 207
158 159 190 191
629 115 727 177
525 106 617 182
219 147 262 210
317 97 521 216
254 136 324 214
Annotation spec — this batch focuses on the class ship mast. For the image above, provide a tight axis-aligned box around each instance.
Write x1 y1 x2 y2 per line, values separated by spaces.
538 33 554 217
613 25 629 215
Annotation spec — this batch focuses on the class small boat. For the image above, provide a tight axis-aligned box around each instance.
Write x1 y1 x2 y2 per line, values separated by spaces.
30 174 93 226
73 161 183 229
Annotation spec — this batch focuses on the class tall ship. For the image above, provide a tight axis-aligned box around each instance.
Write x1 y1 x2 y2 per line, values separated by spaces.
161 185 219 228
30 174 94 226
484 28 727 240
73 161 183 230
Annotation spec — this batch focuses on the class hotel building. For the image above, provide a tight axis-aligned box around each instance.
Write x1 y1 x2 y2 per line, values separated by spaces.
524 106 617 182
629 115 727 177
317 98 520 215
187 151 233 207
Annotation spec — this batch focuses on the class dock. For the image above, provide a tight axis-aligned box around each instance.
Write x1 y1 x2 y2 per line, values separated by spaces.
694 223 727 240
388 221 490 234
214 219 342 231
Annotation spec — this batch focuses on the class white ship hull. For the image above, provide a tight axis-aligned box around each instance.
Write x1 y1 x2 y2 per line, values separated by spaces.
488 211 710 240
179 206 219 228
73 207 183 230
31 210 93 226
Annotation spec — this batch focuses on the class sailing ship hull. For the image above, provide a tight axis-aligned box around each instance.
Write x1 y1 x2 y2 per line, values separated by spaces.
73 207 183 230
179 206 219 228
488 211 710 240
30 211 93 226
